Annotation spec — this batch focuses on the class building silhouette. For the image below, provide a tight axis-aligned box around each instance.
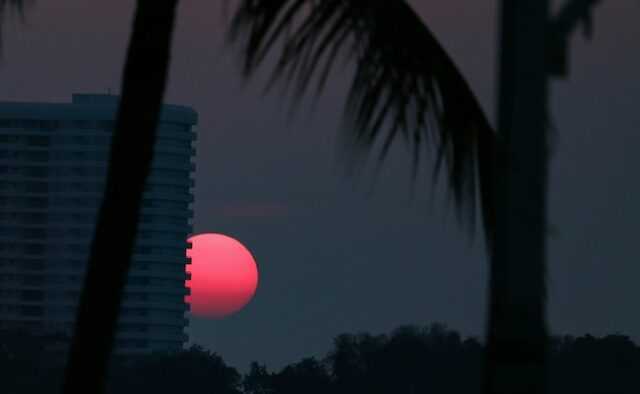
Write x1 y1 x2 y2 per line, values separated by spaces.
0 94 196 355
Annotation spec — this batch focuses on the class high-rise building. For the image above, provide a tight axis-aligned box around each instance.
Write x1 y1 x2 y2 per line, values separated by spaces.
0 94 196 355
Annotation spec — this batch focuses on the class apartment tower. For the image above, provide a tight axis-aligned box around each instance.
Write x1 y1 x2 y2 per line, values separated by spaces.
0 94 196 355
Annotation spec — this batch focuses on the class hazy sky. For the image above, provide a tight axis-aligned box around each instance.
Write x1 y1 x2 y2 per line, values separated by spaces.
0 0 638 371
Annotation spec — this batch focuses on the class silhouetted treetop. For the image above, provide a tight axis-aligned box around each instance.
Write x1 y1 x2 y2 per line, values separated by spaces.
242 324 639 394
108 345 242 394
2 326 639 394
326 324 482 394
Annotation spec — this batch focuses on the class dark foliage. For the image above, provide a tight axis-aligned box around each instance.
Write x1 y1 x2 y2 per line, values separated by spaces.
229 0 496 236
107 345 242 394
246 323 482 394
549 334 640 394
244 324 640 394
1 326 639 394
0 336 242 394
244 358 331 394
0 330 65 394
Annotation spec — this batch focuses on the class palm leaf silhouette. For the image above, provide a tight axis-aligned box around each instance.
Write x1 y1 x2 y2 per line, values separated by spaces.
0 0 29 15
230 0 496 235
0 0 31 44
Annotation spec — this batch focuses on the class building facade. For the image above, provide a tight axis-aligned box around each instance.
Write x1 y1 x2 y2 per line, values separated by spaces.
0 94 196 355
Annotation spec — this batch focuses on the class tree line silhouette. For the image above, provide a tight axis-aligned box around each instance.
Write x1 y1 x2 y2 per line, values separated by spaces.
2 323 639 394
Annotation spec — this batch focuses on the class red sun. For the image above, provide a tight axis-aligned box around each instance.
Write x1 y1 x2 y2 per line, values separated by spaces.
186 233 259 318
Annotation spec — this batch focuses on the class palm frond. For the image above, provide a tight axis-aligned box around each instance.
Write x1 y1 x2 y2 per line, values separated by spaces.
229 0 496 236
0 0 31 23
0 0 32 45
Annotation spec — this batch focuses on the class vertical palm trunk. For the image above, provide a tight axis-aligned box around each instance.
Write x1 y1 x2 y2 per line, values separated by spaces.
486 1 550 394
63 1 178 393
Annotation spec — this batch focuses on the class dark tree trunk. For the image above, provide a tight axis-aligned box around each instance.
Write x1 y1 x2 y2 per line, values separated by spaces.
486 1 550 394
63 1 178 393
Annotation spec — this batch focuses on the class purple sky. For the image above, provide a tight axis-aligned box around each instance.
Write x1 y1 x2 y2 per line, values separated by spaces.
1 0 638 370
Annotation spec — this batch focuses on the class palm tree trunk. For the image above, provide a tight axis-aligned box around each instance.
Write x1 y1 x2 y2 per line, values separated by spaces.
486 1 550 394
63 1 178 393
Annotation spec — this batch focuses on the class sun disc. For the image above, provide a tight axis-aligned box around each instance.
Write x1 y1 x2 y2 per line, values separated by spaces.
186 233 258 318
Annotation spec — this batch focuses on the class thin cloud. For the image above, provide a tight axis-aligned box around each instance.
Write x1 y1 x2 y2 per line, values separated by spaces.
207 202 295 219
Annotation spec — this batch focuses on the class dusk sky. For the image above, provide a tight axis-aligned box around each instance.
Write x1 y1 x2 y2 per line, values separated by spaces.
0 0 638 370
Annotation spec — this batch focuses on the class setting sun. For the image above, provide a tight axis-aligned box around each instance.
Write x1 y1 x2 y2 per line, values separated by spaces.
186 233 259 318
